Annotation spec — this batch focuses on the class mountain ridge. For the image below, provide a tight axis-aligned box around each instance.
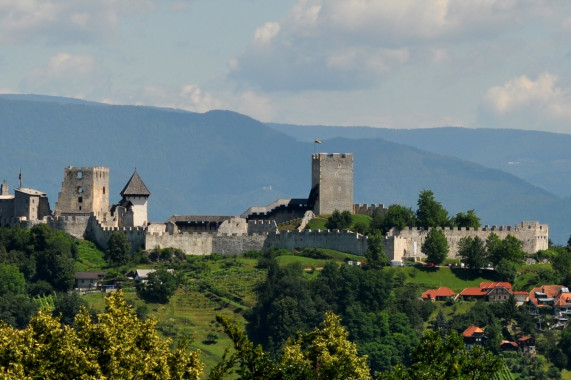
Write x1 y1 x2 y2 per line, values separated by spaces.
0 95 568 244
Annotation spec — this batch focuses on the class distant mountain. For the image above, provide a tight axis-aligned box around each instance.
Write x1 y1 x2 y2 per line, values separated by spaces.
0 95 568 244
268 123 571 199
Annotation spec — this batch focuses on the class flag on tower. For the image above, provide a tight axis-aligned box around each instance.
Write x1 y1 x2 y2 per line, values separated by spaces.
314 139 322 144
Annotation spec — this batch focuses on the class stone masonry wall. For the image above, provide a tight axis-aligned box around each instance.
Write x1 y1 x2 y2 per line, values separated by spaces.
146 232 213 255
266 229 368 256
385 221 549 261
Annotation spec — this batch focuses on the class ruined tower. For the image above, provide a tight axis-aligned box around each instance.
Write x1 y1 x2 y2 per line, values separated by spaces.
311 153 353 215
55 167 109 220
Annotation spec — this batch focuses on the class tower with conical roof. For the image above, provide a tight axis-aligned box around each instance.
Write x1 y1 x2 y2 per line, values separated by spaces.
118 170 151 227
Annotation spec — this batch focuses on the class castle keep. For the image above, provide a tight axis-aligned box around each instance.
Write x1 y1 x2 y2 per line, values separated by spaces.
0 153 549 259
311 153 353 215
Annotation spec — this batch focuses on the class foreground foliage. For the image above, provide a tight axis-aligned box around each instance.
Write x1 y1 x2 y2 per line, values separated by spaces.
211 312 371 380
0 291 204 379
380 330 503 380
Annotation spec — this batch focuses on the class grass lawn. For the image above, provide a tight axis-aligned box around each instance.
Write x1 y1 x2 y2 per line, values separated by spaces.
75 240 107 271
394 266 499 293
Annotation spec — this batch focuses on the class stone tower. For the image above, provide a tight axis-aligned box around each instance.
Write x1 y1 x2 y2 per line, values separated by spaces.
311 153 353 215
118 170 151 227
55 167 109 220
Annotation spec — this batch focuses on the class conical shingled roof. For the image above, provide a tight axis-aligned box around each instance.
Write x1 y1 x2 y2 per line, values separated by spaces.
120 171 151 197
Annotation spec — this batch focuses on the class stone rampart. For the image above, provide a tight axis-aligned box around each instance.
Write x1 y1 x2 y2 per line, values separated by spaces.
266 229 368 255
213 233 268 255
385 221 549 261
247 219 279 234
146 232 213 255
353 203 387 217
87 217 146 251
48 214 92 239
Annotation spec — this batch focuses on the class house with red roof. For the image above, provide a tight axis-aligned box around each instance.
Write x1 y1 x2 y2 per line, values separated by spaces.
499 340 519 352
459 282 513 302
463 325 485 349
421 287 456 301
518 336 536 356
528 285 571 329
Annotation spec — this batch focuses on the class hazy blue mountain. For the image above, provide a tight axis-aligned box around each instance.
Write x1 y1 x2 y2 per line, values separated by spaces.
0 95 568 244
268 123 571 199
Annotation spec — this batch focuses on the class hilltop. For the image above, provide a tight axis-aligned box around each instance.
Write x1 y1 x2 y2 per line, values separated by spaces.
0 95 568 243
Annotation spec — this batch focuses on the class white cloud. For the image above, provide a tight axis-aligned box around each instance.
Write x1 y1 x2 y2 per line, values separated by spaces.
0 0 153 44
229 0 570 92
236 91 275 122
478 72 571 133
21 52 108 98
136 84 222 113
254 22 280 45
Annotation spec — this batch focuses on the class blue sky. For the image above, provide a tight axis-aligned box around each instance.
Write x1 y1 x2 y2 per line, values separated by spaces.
1 0 570 134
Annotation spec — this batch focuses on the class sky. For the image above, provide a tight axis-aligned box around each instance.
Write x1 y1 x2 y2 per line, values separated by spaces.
1 0 571 134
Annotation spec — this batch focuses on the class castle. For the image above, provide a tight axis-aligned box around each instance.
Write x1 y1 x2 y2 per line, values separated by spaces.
0 153 549 259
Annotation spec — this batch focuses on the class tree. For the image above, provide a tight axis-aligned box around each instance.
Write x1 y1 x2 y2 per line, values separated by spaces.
487 233 524 267
212 312 372 380
421 229 449 265
53 291 88 326
552 250 571 286
281 312 372 380
373 204 416 235
415 190 451 229
0 291 204 379
495 258 518 283
136 269 178 304
453 209 481 229
365 231 388 269
105 231 131 265
325 210 353 230
380 330 503 380
0 263 26 296
457 236 487 269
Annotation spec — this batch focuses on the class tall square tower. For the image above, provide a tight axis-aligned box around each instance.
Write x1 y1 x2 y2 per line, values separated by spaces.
55 167 109 220
311 153 353 215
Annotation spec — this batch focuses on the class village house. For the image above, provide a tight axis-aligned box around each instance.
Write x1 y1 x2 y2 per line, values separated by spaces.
459 282 513 302
74 271 106 290
421 287 456 301
463 325 485 349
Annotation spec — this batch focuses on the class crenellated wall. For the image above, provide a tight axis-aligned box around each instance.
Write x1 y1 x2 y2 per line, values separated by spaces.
385 221 549 261
247 219 279 234
86 216 146 251
353 203 387 217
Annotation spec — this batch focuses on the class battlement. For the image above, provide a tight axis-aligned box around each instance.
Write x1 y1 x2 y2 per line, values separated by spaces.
65 166 109 172
279 228 367 240
388 221 548 236
248 220 274 225
312 153 352 159
353 203 387 216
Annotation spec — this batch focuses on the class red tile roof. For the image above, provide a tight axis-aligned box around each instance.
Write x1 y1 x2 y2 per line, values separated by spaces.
463 325 484 338
529 285 569 306
460 287 487 297
421 287 456 300
500 340 519 348
480 282 513 291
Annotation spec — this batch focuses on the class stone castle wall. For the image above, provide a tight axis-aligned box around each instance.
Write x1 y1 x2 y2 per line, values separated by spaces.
386 221 549 261
266 229 368 256
86 216 146 251
353 203 387 217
